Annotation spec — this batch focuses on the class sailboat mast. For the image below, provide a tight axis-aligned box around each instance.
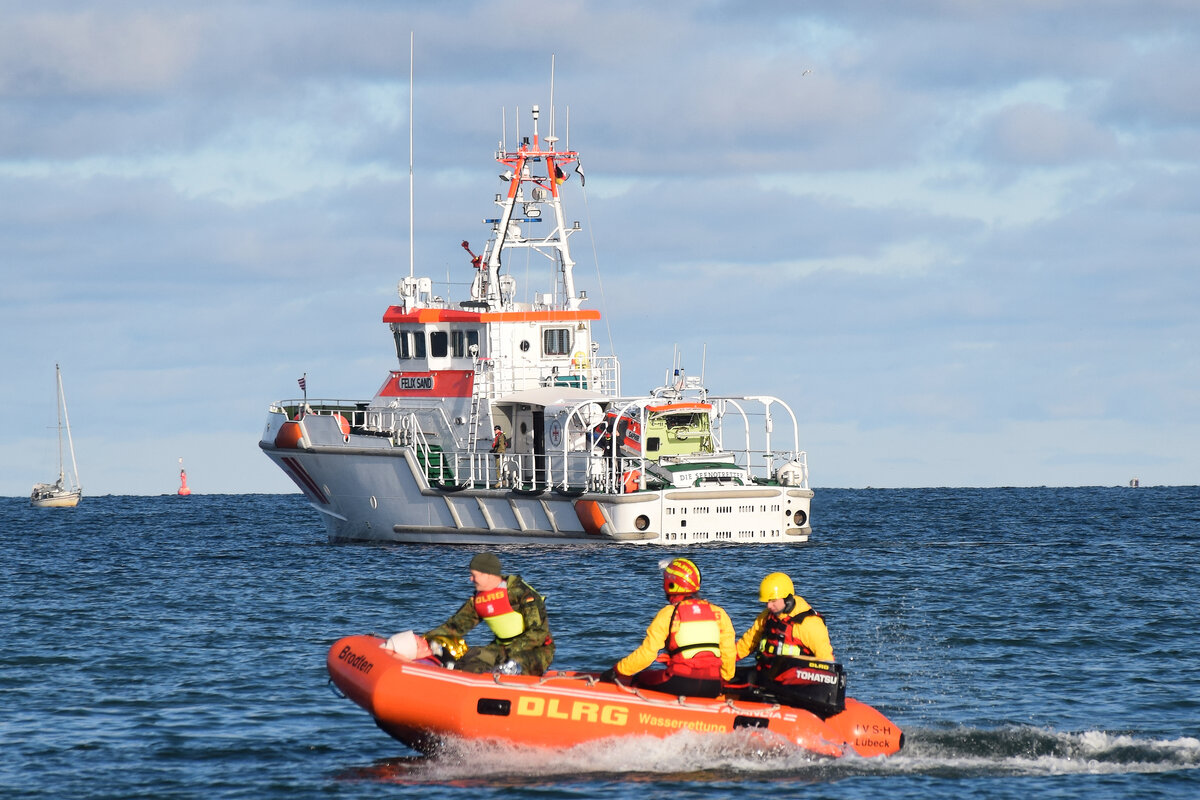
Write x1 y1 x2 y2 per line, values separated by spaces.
55 364 64 483
58 364 80 491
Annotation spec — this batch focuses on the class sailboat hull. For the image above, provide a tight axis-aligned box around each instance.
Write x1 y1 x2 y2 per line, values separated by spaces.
31 490 82 508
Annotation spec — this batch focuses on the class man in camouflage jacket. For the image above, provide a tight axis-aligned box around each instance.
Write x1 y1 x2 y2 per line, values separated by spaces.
425 552 554 676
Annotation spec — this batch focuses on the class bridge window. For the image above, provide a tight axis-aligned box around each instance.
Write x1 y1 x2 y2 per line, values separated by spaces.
430 331 448 358
543 328 571 356
394 329 426 360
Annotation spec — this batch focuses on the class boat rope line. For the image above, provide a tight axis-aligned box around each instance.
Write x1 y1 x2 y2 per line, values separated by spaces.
576 180 617 362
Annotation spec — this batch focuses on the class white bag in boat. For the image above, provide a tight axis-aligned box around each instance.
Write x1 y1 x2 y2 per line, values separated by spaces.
383 630 423 660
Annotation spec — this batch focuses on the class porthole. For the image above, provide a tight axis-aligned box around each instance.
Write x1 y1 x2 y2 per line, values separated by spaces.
520 340 530 352
370 496 378 510
635 515 650 531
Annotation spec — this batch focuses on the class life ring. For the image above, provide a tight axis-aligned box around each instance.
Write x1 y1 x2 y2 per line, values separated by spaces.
571 351 590 370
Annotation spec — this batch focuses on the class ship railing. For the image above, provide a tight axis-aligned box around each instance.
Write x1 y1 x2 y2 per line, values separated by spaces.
491 447 807 495
398 442 807 495
274 399 369 428
341 392 808 493
477 355 622 397
545 394 811 492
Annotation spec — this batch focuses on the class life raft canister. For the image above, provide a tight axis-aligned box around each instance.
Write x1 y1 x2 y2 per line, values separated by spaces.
622 469 641 493
473 582 525 641
664 598 723 680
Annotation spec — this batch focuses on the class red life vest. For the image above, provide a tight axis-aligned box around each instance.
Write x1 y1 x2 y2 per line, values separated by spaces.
664 598 723 680
472 582 525 641
759 608 821 660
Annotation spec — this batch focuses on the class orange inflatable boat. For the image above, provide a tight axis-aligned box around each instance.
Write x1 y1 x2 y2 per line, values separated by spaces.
327 634 904 758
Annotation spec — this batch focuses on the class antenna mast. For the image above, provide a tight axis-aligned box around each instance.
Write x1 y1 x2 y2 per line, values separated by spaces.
408 31 414 278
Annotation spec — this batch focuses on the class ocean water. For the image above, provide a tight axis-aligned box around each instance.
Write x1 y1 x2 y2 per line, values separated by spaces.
2 487 1198 799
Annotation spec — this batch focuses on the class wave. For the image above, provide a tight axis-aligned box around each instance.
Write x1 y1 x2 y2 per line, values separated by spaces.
336 726 1200 786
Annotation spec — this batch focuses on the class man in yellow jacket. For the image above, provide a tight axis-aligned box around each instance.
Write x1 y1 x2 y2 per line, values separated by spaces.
601 558 737 698
735 571 844 715
737 571 834 663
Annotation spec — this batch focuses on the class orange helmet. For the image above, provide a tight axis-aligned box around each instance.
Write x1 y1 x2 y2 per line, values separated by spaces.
661 557 702 595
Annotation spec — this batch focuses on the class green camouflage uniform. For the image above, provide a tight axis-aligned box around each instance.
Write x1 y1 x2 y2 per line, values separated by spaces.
425 574 554 675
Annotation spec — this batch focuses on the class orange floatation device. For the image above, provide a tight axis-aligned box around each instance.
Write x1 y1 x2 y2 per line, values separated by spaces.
327 633 904 758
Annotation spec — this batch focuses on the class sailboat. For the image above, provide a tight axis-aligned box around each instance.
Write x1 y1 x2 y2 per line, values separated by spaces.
31 363 82 508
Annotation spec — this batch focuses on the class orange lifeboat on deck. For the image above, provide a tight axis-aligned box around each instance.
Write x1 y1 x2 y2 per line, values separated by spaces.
327 634 903 758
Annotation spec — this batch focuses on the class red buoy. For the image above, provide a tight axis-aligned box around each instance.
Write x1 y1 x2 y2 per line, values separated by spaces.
177 458 192 496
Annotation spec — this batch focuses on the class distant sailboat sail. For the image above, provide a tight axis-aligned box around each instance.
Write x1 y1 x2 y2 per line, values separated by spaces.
31 364 82 508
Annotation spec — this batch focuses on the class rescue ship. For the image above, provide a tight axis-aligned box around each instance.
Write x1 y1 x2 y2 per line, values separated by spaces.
260 103 813 545
327 633 903 759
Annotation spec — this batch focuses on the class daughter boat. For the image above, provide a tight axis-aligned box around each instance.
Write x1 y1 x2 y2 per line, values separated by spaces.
260 103 813 545
327 633 903 759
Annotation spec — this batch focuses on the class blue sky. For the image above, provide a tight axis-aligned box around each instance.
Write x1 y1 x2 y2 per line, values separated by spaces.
3 1 1197 495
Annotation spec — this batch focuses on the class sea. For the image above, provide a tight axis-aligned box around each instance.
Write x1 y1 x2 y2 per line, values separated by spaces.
3 487 1198 799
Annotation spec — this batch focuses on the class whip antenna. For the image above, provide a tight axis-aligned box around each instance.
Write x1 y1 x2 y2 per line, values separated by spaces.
408 31 414 278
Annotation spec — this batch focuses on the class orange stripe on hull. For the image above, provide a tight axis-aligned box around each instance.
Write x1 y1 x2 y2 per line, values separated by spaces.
327 635 903 758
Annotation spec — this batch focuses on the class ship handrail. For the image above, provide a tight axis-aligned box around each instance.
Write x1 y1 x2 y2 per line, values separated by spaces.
478 355 621 398
550 394 809 490
271 392 807 492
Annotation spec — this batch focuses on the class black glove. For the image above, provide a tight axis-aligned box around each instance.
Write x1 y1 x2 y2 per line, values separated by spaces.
598 668 617 684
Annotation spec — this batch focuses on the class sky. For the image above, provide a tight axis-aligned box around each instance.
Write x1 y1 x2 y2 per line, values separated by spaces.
2 0 1198 496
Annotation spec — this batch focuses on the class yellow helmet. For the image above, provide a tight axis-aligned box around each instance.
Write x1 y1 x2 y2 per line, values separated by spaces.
758 572 795 602
428 634 468 660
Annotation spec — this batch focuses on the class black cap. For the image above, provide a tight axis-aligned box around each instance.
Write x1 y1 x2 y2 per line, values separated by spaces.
469 552 502 575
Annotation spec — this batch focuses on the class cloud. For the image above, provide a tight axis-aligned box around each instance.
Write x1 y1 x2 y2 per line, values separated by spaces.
974 102 1120 166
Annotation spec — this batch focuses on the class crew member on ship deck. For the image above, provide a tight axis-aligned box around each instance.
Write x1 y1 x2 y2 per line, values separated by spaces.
600 558 736 697
424 552 554 676
490 425 507 488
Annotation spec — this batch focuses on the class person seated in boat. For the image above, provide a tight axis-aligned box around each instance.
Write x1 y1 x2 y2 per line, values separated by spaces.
599 557 736 698
424 552 554 676
732 571 845 716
